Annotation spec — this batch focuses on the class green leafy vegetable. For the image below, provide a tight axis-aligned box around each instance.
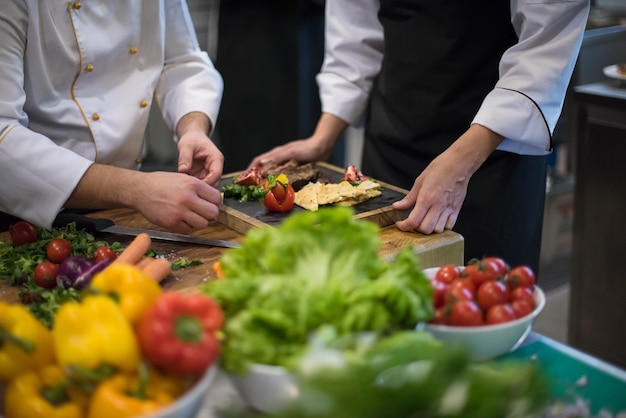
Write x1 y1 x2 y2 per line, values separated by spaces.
221 183 269 202
202 207 434 373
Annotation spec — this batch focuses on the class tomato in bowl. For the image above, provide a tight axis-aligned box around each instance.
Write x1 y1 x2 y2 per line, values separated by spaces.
420 265 546 362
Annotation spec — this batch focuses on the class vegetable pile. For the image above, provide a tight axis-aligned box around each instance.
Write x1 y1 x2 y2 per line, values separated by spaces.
0 260 223 418
429 258 538 327
203 207 434 373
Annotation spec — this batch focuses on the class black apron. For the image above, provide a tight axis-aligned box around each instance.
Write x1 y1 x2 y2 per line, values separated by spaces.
362 0 547 272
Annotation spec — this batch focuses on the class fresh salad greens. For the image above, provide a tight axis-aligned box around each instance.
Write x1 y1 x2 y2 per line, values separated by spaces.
202 207 434 373
221 330 552 418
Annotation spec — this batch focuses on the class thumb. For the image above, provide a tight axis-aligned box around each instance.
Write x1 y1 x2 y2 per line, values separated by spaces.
178 147 193 174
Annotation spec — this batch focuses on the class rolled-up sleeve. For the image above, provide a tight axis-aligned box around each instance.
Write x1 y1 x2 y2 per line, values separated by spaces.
473 0 589 155
316 0 384 126
156 0 224 137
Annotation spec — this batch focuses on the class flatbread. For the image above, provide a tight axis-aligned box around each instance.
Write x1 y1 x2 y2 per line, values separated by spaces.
295 180 382 211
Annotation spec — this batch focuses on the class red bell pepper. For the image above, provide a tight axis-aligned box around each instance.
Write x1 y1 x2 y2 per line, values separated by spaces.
136 292 223 376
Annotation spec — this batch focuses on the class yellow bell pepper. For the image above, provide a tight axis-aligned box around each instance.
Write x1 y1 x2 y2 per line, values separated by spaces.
52 295 140 374
4 365 88 418
89 263 162 324
0 302 55 381
87 365 186 418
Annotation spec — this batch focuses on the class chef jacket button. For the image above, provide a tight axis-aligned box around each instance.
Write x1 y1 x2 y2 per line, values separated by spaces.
129 47 138 55
139 100 148 108
72 2 81 10
135 157 142 164
86 64 94 72
92 113 100 121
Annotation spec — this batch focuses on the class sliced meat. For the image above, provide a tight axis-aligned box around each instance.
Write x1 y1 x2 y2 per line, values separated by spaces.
281 163 321 191
260 159 300 177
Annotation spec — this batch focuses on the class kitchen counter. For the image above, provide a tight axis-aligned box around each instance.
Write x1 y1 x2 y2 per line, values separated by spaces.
0 207 464 303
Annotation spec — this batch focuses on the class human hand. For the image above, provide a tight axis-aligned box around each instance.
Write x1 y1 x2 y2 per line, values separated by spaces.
392 152 468 234
133 171 222 234
248 138 331 169
177 131 224 189
392 124 502 234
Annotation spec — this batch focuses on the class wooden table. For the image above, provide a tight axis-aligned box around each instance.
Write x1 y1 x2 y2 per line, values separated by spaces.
0 207 464 303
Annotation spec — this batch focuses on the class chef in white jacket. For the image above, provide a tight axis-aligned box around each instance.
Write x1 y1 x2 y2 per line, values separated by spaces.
249 0 589 272
0 0 224 234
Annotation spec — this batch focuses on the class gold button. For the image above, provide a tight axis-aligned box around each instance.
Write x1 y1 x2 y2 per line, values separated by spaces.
73 2 81 10
135 157 142 164
86 64 94 72
92 113 100 121
140 100 148 108
129 47 138 55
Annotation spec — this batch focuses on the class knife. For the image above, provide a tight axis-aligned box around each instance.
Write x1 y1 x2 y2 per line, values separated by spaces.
52 212 241 249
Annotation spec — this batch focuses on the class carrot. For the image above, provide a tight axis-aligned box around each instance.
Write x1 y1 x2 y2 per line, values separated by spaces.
135 257 153 270
141 257 172 283
114 233 152 265
212 261 225 279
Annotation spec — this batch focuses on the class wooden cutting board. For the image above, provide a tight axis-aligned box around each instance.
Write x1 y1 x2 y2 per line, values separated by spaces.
217 162 409 235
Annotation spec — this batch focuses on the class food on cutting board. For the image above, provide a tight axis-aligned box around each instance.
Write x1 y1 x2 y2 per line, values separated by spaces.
617 63 626 76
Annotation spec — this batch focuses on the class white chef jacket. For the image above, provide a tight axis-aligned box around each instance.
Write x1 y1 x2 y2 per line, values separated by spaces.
0 0 223 228
317 0 589 155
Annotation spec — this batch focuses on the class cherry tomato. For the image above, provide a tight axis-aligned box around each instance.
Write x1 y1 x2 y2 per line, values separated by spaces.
46 238 72 264
434 264 460 284
509 286 535 309
485 304 517 325
95 246 118 263
444 284 474 306
506 265 536 290
463 261 496 287
431 279 448 308
448 277 476 296
476 280 509 311
263 182 295 212
33 261 59 289
430 306 449 325
9 221 38 246
482 256 508 277
511 300 533 319
449 300 483 327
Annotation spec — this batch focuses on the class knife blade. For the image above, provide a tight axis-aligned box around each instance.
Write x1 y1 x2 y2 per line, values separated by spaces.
52 212 241 249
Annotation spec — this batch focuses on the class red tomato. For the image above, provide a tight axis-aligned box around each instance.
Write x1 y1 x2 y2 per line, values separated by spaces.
9 221 38 246
448 277 476 295
463 261 496 287
94 246 118 263
444 285 474 306
511 300 533 318
482 256 508 277
263 182 295 212
46 238 72 264
509 286 535 309
434 264 460 284
449 300 483 327
33 261 59 289
485 304 517 325
506 266 536 290
431 279 448 308
476 280 509 311
430 307 449 325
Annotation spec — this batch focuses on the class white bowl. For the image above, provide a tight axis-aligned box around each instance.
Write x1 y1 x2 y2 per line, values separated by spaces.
140 365 217 418
420 267 546 362
227 363 298 414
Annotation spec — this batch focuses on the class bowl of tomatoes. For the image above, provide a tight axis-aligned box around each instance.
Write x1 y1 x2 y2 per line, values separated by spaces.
420 258 545 362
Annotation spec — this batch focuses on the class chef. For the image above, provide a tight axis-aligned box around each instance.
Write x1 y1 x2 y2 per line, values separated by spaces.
249 0 590 272
0 0 224 234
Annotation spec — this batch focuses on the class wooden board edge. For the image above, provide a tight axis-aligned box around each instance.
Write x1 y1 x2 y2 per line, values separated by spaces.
217 203 266 236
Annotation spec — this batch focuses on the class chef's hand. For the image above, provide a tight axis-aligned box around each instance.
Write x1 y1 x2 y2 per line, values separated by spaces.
133 170 222 234
176 112 224 189
248 113 348 169
392 124 503 234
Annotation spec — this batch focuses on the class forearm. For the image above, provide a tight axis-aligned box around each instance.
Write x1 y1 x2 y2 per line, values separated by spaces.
445 124 504 179
64 164 145 210
176 111 211 138
310 113 350 156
